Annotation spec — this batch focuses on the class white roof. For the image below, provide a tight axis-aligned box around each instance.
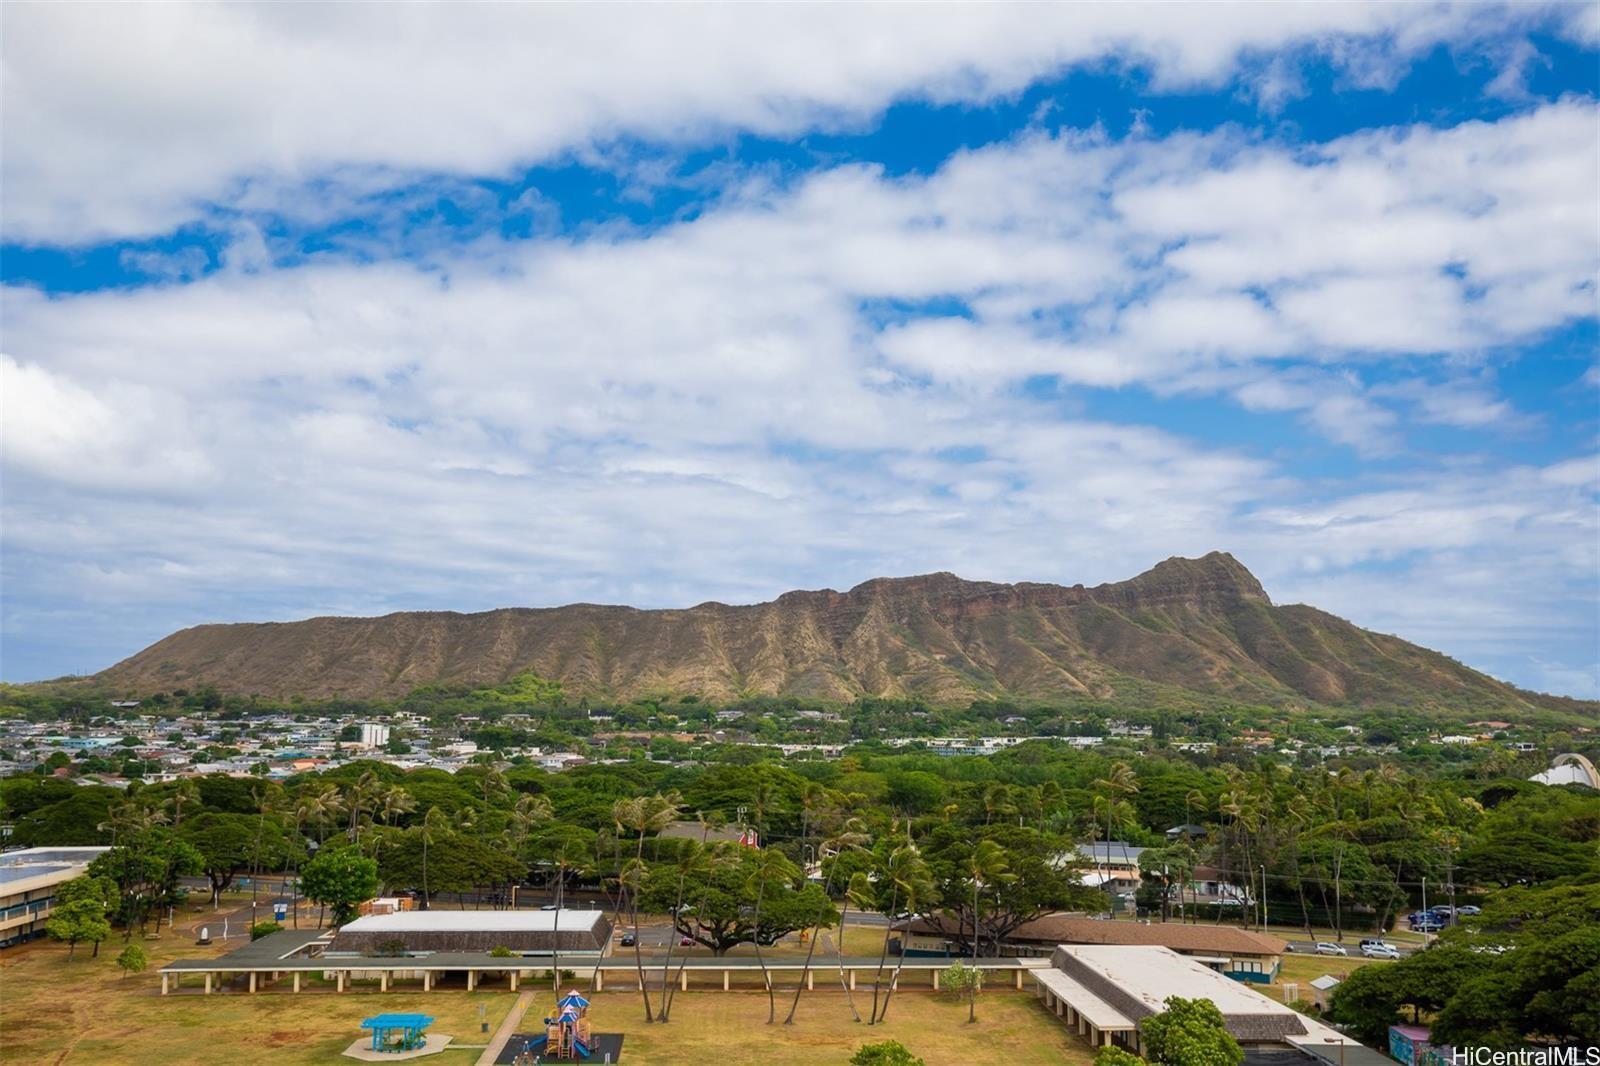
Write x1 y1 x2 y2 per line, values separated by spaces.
1054 945 1304 1018
339 909 604 934
1310 975 1342 989
1033 967 1136 1031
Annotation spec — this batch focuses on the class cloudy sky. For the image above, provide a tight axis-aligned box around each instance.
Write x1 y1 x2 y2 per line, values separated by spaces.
2 3 1597 696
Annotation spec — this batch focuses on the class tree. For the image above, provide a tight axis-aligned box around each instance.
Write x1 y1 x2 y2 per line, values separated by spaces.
873 843 935 1025
300 848 379 926
850 1040 926 1066
963 839 1012 1024
116 943 148 978
46 899 111 960
1139 996 1243 1066
1328 963 1403 1044
180 811 295 905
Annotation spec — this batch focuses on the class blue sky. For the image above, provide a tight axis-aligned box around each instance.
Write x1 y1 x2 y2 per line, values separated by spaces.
2 4 1597 697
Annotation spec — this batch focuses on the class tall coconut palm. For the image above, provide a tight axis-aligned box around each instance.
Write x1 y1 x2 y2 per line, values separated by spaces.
1091 762 1138 911
871 843 934 1025
661 839 734 1022
785 816 868 1024
747 846 797 1025
838 871 874 1022
612 792 682 1022
963 839 1012 1024
417 806 448 910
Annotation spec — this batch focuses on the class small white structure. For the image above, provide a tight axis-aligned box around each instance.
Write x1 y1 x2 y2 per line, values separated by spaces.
359 723 391 748
1309 973 1342 1009
1530 753 1599 789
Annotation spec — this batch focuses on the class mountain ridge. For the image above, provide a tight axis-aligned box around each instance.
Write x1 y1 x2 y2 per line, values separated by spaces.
89 552 1579 712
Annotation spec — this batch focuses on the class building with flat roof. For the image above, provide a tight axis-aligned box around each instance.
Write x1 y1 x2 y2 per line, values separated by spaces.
0 847 110 948
894 914 1285 982
327 909 612 957
1034 945 1375 1063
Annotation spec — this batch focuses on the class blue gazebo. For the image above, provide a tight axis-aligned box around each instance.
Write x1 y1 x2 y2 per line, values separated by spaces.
360 1013 434 1053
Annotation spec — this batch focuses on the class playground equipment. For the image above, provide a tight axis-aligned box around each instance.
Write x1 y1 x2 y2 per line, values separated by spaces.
516 991 593 1061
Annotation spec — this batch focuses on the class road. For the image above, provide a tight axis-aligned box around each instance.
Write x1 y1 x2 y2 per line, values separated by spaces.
1282 938 1419 958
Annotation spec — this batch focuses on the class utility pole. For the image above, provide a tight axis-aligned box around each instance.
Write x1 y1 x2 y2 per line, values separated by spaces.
1421 875 1429 946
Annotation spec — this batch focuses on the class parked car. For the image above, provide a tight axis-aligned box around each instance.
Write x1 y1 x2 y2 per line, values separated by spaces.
1457 905 1482 916
1361 942 1401 959
1315 942 1348 956
1410 919 1443 933
619 932 637 947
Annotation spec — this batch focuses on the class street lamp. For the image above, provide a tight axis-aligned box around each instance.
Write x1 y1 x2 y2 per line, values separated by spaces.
1323 1037 1345 1066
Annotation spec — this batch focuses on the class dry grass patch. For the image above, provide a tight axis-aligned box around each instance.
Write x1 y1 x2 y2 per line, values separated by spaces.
0 936 512 1065
577 989 1094 1065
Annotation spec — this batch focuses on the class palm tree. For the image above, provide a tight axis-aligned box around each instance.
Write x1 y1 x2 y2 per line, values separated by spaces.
871 844 934 1025
379 786 417 829
345 770 379 846
419 806 448 910
785 816 868 1024
509 793 553 863
838 871 874 1022
613 792 683 1022
963 839 1012 1024
747 847 797 1025
662 839 734 1022
168 779 201 827
1091 762 1138 911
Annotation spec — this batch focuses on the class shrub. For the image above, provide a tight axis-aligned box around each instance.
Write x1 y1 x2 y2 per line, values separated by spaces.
374 937 409 957
939 961 983 995
1095 1048 1144 1066
116 943 149 979
249 921 283 941
850 1040 925 1066
488 945 515 958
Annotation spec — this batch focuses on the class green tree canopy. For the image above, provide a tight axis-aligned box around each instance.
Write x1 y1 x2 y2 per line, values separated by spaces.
301 848 379 926
1139 996 1243 1066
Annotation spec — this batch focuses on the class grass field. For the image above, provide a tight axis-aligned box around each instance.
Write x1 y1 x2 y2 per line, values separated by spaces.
0 934 509 1065
2 919 1090 1065
578 990 1095 1065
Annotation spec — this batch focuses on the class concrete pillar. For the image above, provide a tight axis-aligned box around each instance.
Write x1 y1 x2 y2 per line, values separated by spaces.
849 970 856 990
293 972 301 993
509 971 518 992
204 973 213 995
249 972 258 994
806 970 814 991
680 969 689 992
722 970 730 991
161 973 169 996
1015 969 1024 990
422 971 431 992
380 971 389 993
467 970 477 992
594 969 602 992
337 971 346 993
931 969 939 990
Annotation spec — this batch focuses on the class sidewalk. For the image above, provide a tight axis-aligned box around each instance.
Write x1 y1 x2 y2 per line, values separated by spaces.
476 990 535 1066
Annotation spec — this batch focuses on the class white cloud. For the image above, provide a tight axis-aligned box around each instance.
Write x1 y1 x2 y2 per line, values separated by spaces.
2 1 1591 243
1 100 1596 692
